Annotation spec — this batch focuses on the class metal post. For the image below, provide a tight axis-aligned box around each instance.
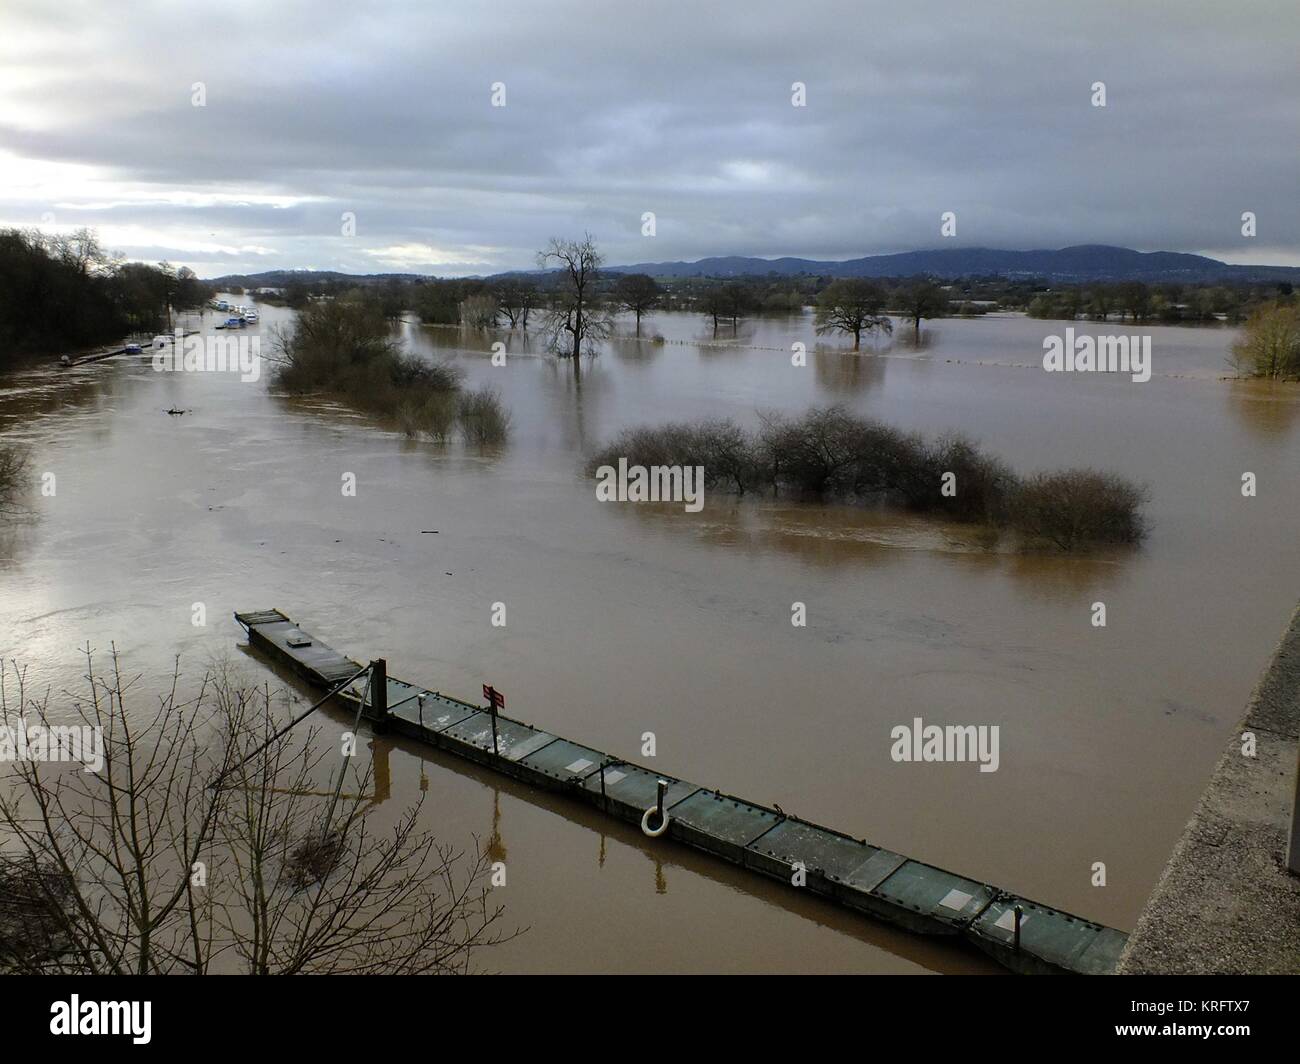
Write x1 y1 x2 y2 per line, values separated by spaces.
1287 740 1300 875
369 658 387 719
1013 905 1023 953
655 778 668 823
487 686 499 756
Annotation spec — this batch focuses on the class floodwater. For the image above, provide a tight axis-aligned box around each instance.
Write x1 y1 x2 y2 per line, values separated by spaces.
1 301 1297 973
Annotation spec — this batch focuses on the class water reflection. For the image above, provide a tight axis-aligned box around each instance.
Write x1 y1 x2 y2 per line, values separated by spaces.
813 349 888 395
598 492 1134 596
650 852 668 895
1226 379 1300 438
486 788 508 865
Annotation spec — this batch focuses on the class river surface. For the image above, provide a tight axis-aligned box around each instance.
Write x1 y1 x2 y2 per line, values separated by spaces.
1 302 1297 973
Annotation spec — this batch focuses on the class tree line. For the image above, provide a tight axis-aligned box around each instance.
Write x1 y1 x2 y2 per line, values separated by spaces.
0 228 209 363
389 236 956 356
1023 280 1292 324
224 235 1294 351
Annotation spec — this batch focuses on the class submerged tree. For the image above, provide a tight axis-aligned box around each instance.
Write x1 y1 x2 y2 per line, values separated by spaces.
536 234 611 374
814 279 892 350
896 279 949 341
492 277 538 329
699 286 728 336
0 651 514 974
611 273 662 335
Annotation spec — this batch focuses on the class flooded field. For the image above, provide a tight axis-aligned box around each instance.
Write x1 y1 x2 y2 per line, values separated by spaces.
2 303 1297 973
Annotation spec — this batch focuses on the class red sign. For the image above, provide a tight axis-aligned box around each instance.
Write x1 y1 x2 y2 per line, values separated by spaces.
483 684 505 709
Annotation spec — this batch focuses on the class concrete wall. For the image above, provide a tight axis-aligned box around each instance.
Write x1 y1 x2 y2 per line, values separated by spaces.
1119 605 1300 974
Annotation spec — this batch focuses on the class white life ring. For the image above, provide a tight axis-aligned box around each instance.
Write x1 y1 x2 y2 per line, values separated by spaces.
640 805 669 838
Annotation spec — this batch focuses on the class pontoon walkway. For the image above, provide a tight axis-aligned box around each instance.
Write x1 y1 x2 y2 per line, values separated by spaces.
235 607 1127 975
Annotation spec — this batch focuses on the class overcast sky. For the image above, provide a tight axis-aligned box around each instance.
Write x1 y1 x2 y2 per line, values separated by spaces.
2 0 1296 277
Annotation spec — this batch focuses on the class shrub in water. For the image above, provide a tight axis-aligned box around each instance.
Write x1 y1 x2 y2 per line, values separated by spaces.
457 387 511 445
589 406 1148 553
1008 469 1148 550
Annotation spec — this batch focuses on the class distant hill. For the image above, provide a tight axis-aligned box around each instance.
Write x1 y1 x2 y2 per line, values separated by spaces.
611 245 1300 283
208 246 1300 287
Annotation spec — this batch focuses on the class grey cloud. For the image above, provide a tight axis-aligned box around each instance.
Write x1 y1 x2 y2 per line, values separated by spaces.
1 0 1295 275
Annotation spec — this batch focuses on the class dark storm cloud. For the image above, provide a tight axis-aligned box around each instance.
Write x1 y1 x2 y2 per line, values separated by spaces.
1 0 1296 275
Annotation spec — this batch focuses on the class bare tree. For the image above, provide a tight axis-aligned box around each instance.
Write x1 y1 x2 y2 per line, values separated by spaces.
536 234 611 374
611 273 662 335
698 286 727 336
0 650 515 974
45 228 108 278
896 279 949 341
696 283 756 336
720 282 758 330
814 279 892 350
492 277 537 329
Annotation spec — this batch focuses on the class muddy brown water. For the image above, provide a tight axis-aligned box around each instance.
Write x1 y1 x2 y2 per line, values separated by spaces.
1 302 1296 973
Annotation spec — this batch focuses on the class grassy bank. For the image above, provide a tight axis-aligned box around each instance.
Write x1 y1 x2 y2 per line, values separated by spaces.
589 407 1147 551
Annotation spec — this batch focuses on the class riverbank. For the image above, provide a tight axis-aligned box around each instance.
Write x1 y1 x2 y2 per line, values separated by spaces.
1119 604 1300 974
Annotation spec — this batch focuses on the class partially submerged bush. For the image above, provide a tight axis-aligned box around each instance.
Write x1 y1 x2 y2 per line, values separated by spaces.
275 294 513 447
691 419 757 493
759 407 873 495
1008 470 1148 550
1231 302 1300 380
589 406 1148 551
589 418 760 493
276 296 463 416
398 393 459 442
457 387 511 445
918 435 1016 524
